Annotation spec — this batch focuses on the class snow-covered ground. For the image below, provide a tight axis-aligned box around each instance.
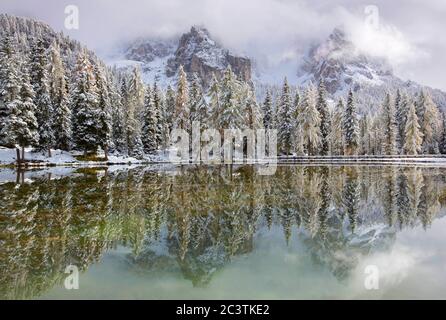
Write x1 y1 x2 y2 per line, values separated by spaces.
0 147 169 166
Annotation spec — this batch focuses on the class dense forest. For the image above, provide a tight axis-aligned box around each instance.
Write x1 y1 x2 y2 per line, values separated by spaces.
1 14 445 162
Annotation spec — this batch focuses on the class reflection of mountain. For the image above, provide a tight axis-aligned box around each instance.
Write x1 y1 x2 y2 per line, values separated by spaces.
0 165 444 298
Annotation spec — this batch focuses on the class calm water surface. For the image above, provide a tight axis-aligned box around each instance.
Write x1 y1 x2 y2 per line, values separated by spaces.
1 164 446 299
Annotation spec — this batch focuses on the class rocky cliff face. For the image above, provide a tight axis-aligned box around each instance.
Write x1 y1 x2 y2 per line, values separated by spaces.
297 28 446 112
166 26 251 86
123 26 252 88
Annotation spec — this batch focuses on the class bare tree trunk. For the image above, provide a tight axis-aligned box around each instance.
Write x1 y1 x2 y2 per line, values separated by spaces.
104 145 109 161
21 146 25 162
48 148 52 158
16 148 21 165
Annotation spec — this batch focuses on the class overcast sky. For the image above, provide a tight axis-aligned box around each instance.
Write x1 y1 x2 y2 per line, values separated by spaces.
1 0 445 90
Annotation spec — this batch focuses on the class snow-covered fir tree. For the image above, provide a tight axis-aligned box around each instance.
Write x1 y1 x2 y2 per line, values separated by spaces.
262 90 273 129
30 37 54 156
70 50 100 154
0 35 21 146
298 84 321 156
329 99 345 155
125 67 145 158
164 85 176 133
189 76 208 130
395 89 408 153
404 102 423 155
153 82 170 150
174 65 190 131
343 90 359 155
94 64 113 159
142 86 158 154
316 81 331 155
417 90 441 154
208 74 221 130
217 66 244 130
110 76 126 154
381 93 398 155
360 113 372 155
4 66 39 161
276 78 293 155
49 42 71 151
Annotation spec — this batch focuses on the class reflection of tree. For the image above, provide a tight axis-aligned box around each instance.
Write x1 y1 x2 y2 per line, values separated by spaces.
1 165 446 298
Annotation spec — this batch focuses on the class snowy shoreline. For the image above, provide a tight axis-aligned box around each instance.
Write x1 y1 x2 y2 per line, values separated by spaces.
2 147 446 168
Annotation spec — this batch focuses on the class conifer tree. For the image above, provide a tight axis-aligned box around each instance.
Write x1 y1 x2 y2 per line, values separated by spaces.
94 64 112 159
71 51 100 154
49 43 71 151
174 65 190 131
164 85 176 133
262 90 273 129
218 66 243 130
329 99 345 155
298 84 321 155
30 37 54 156
142 86 158 155
276 78 293 155
395 89 408 153
404 102 423 155
126 67 145 158
343 90 359 155
2 63 39 161
418 91 441 154
208 74 221 130
153 82 169 149
0 35 21 147
189 76 208 130
381 93 398 155
316 81 331 155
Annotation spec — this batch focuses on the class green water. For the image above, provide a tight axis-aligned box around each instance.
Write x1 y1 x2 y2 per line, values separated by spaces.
1 165 446 299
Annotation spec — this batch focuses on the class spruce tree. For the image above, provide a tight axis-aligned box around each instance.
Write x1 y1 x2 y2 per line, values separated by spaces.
30 37 54 156
0 35 21 147
395 89 408 153
330 99 345 155
418 90 441 154
262 90 273 129
142 86 158 155
298 84 321 156
381 93 398 155
71 51 100 154
3 66 39 161
111 78 126 154
49 43 71 151
189 76 208 130
404 102 423 155
126 67 145 158
208 74 221 130
94 64 112 159
174 65 190 131
218 66 243 130
316 81 331 155
343 90 359 155
276 78 293 155
165 85 176 133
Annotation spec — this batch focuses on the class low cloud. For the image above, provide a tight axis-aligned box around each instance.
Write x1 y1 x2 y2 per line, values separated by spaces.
0 0 444 89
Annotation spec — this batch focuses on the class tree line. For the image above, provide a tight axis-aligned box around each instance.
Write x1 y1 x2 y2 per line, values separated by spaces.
1 30 445 162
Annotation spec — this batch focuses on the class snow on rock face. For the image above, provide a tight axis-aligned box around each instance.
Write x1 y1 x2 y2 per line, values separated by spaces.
122 26 252 88
125 38 177 64
297 28 446 113
166 26 251 87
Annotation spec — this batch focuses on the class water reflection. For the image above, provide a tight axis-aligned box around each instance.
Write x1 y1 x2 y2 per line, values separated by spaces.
0 165 445 299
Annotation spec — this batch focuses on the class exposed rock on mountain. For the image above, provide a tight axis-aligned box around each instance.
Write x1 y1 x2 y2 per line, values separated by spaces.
123 26 252 87
297 28 446 112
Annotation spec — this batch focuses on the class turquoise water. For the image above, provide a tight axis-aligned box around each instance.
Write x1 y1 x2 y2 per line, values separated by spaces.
1 165 446 299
